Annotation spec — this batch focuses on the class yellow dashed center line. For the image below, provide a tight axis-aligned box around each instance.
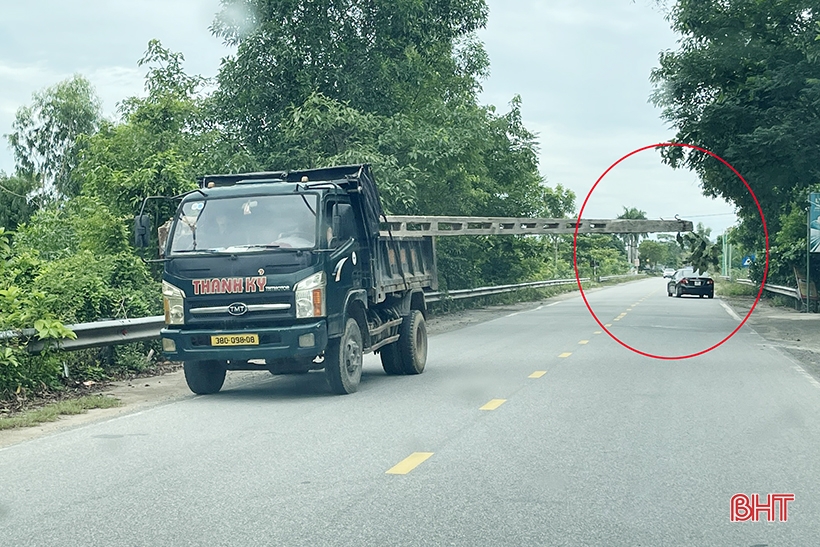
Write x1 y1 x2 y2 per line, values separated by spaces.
480 398 507 410
578 340 589 345
558 352 572 358
386 452 434 474
529 371 547 378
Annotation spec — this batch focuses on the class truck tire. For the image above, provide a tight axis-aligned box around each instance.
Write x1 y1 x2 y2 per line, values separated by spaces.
379 343 404 375
324 318 363 394
184 360 226 394
398 310 427 375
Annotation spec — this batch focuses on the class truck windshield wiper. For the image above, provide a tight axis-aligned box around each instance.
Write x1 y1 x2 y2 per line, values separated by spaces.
172 248 224 254
228 244 282 250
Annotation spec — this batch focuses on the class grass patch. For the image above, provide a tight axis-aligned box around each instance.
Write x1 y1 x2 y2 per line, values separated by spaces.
715 279 758 297
0 395 121 431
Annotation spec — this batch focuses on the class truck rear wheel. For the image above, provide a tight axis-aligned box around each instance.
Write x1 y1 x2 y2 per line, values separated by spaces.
379 344 404 375
184 360 226 394
324 318 363 394
399 310 427 375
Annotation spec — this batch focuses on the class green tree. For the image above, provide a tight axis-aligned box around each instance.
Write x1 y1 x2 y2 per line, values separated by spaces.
75 41 251 234
211 0 489 159
651 0 820 276
617 206 648 268
6 75 102 200
657 233 683 268
638 239 666 269
573 234 631 278
539 183 576 278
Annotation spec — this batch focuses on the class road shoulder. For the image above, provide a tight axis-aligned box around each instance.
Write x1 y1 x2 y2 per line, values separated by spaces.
722 295 820 382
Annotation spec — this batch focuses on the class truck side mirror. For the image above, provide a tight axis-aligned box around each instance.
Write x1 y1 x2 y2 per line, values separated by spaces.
134 214 151 248
332 204 356 242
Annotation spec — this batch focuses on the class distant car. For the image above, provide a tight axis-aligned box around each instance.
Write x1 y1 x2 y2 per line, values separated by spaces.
667 268 714 298
662 268 676 278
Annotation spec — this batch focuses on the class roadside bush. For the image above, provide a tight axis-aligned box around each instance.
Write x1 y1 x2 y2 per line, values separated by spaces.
0 229 77 397
33 251 159 324
0 215 159 400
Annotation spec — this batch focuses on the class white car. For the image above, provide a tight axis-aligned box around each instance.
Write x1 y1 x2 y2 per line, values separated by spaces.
662 268 676 278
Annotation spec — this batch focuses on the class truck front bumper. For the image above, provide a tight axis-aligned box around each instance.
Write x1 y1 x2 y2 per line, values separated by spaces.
160 321 328 362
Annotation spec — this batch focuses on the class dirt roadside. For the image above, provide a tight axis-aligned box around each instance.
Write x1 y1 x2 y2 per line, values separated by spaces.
721 295 820 380
6 286 810 450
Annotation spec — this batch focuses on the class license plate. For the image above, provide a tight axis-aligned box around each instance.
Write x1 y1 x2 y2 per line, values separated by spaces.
210 334 259 346
694 281 701 286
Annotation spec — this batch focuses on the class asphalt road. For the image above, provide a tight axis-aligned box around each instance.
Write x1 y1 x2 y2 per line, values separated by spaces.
3 278 819 546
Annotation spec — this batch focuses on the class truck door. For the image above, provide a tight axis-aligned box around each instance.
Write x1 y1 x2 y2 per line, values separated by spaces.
325 201 361 337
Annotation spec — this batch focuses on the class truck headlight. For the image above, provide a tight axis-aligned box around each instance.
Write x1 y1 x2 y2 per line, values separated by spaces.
294 271 325 318
162 281 185 325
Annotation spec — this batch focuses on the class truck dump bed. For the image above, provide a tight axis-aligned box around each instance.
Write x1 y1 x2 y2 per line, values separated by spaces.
373 236 437 300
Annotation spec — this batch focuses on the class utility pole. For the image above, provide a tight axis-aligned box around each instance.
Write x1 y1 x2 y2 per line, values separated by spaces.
722 232 727 277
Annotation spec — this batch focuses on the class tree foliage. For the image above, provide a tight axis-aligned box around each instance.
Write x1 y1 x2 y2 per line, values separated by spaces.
651 0 820 281
211 0 489 159
0 172 38 230
7 75 102 200
638 239 666 269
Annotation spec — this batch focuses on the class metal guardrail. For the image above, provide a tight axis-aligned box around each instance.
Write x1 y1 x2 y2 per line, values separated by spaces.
732 278 799 299
598 273 643 282
6 277 608 353
425 277 588 303
24 316 167 354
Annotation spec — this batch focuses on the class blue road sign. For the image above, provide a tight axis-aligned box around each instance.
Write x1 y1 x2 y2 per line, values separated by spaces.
741 255 755 268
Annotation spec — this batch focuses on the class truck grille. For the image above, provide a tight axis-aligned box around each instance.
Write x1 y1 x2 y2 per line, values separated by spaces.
185 294 294 325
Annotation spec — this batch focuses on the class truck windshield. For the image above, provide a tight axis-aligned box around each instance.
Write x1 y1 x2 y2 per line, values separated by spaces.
169 194 318 254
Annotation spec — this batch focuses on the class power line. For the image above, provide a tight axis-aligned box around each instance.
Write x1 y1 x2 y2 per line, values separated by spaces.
668 213 737 218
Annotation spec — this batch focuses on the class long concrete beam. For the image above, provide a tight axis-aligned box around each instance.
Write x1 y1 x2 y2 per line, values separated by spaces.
380 216 693 237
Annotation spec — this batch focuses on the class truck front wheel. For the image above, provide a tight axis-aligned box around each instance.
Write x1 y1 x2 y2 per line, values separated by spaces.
399 310 427 375
184 360 226 394
324 318 363 394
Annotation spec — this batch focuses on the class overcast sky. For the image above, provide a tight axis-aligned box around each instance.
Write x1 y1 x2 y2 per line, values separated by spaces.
0 0 738 235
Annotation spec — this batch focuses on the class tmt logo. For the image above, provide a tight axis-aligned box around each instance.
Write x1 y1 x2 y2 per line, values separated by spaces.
731 493 795 522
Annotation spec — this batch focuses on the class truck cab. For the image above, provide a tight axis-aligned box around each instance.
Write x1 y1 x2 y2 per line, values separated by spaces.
139 165 434 395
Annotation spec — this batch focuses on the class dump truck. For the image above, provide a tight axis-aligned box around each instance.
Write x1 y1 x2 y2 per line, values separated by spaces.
134 164 692 395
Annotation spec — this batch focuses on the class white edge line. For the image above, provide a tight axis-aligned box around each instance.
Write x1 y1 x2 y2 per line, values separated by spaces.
719 300 742 321
792 364 820 391
546 302 560 307
758 341 820 392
